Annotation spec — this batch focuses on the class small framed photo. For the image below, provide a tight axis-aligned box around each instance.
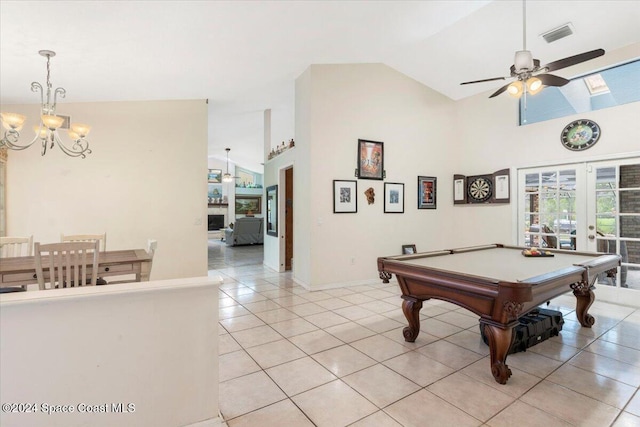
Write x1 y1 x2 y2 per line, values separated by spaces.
208 169 222 183
333 180 357 213
357 139 384 180
402 244 417 255
384 182 404 213
418 176 437 209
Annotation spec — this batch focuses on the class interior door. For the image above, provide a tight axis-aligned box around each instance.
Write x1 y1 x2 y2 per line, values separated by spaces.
285 167 293 271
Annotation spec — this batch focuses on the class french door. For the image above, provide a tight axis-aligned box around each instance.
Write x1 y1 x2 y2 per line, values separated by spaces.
518 157 640 306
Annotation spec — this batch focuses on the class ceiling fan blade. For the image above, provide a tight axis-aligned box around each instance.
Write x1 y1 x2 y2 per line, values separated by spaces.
543 48 605 72
460 76 507 85
489 82 512 98
537 73 570 87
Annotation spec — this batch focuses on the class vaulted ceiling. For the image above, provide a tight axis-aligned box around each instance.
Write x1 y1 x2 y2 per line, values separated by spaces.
1 1 638 171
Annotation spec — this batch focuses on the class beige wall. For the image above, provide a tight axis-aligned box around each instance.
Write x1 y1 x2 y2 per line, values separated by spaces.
268 45 640 291
451 43 640 247
2 99 209 280
270 63 457 289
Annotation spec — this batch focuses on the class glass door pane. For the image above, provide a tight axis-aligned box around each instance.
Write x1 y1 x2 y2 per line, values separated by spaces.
519 167 579 250
588 160 640 290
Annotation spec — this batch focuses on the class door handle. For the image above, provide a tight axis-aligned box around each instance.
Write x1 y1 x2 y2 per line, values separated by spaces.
588 234 595 240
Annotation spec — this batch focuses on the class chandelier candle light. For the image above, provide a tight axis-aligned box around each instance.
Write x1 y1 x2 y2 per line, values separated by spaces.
0 50 92 158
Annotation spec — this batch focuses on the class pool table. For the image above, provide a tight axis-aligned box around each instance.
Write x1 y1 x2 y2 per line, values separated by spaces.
377 244 620 384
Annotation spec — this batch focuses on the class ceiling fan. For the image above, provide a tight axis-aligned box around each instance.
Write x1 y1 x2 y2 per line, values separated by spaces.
460 0 605 98
222 147 240 182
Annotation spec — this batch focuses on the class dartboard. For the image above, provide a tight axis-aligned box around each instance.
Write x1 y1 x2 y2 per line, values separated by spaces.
467 176 493 203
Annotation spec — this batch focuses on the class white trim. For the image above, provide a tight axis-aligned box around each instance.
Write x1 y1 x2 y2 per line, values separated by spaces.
293 276 396 292
185 414 225 427
512 151 640 171
594 285 640 308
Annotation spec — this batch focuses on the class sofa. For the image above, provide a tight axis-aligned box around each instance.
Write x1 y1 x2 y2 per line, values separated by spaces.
224 217 264 246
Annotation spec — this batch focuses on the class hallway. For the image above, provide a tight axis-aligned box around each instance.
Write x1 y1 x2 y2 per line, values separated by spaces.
208 239 264 270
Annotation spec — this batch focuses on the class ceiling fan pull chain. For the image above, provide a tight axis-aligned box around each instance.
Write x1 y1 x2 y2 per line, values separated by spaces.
522 89 528 124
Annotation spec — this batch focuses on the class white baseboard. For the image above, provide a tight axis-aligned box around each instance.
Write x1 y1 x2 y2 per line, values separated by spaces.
293 276 396 291
184 414 224 427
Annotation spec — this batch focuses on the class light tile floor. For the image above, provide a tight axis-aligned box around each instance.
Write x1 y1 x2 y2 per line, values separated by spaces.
211 242 640 426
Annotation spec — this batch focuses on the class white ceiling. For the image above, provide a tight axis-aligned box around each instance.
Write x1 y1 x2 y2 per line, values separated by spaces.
1 1 639 171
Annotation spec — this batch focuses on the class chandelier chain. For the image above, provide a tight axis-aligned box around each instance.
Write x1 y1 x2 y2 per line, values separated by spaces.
46 54 51 90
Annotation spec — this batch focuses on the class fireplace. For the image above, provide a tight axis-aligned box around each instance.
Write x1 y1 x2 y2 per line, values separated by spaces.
208 214 225 231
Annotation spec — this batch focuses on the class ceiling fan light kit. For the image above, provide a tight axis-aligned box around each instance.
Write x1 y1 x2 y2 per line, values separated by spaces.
507 81 523 98
527 77 543 94
508 76 543 98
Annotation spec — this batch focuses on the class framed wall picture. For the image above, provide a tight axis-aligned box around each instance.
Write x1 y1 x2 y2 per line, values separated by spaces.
384 182 404 213
402 244 417 255
208 183 222 201
333 180 357 213
357 139 384 180
235 195 262 214
418 176 437 209
208 169 222 183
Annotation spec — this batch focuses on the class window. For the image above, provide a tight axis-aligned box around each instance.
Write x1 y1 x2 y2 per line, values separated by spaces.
234 166 263 189
520 59 640 125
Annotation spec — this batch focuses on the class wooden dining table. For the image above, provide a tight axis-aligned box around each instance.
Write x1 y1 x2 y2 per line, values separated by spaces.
0 249 153 288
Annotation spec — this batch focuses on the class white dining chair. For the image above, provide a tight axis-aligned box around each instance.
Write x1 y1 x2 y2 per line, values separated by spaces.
0 236 34 293
60 233 107 284
34 240 100 290
0 236 34 257
60 233 106 251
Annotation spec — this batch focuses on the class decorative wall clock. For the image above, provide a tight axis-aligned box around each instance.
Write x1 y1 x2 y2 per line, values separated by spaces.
561 119 601 151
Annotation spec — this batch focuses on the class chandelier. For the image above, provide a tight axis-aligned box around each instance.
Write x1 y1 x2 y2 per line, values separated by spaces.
0 50 92 158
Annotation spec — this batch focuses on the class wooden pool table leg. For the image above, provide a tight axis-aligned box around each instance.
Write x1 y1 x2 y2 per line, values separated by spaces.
571 281 596 327
481 322 514 385
401 297 423 342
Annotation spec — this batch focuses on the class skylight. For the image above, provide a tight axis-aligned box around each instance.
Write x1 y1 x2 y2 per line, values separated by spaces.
584 74 610 95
